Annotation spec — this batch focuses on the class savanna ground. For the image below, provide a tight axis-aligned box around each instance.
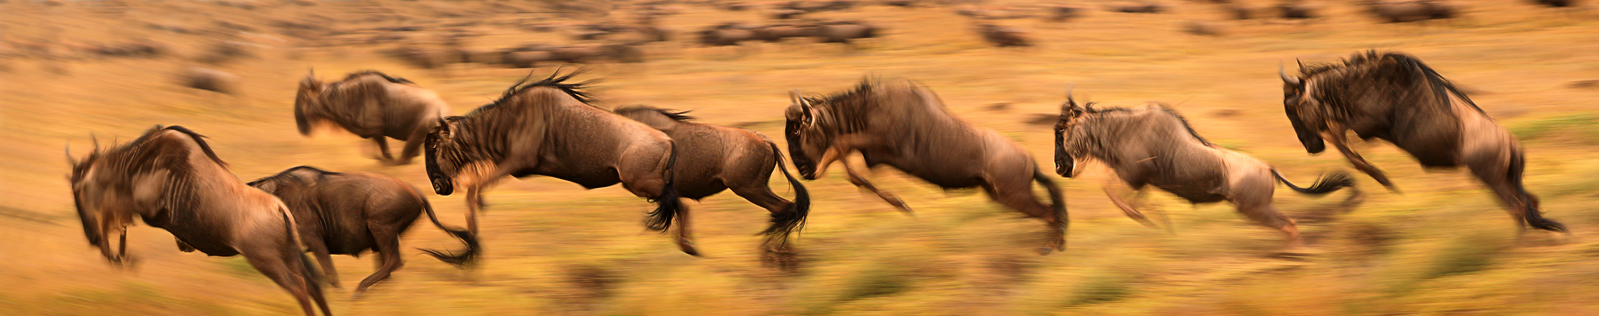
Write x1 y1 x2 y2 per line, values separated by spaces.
3 0 1598 315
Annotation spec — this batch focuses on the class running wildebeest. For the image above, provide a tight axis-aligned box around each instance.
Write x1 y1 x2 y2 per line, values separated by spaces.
809 21 880 50
246 166 479 295
1280 51 1568 235
67 126 331 316
614 106 811 268
976 23 1033 47
423 71 692 254
1368 0 1455 23
1052 90 1357 249
784 78 1068 254
181 66 238 94
295 70 453 165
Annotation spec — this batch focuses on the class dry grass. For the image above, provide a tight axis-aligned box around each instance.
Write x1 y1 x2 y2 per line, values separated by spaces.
3 0 1598 315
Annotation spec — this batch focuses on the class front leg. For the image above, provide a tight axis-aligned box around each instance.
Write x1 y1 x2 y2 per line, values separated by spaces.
372 137 393 161
1322 128 1398 192
1104 185 1157 229
842 158 913 215
393 127 429 165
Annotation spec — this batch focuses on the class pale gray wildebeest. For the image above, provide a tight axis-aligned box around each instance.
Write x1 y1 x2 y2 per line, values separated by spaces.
423 71 692 255
67 126 331 316
614 106 811 269
246 166 479 295
1281 50 1567 235
1052 90 1357 249
296 70 452 165
784 78 1068 254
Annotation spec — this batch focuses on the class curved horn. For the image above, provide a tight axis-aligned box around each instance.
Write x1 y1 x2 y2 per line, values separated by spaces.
1280 62 1301 86
65 143 76 166
91 134 99 152
791 89 814 125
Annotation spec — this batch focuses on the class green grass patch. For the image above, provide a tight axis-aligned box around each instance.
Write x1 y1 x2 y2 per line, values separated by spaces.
1510 113 1599 145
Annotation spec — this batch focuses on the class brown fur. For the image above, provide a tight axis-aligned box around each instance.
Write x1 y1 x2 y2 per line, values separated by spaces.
248 166 478 295
423 71 693 255
785 78 1068 254
295 70 452 165
1282 50 1566 233
1053 92 1356 248
67 126 331 316
615 106 811 269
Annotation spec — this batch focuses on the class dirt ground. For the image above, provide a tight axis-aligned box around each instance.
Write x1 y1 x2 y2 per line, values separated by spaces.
3 0 1598 315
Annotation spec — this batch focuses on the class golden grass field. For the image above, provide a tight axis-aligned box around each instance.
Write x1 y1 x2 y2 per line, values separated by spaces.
3 0 1599 315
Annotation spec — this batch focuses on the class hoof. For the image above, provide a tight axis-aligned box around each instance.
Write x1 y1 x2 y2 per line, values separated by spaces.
678 241 701 257
1036 247 1054 256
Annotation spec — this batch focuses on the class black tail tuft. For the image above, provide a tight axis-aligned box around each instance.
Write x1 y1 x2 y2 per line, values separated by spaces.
644 143 683 232
417 199 480 267
760 142 811 239
1509 149 1566 232
1273 169 1355 195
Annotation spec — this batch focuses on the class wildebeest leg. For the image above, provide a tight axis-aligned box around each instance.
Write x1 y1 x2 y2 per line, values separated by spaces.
1103 182 1157 229
732 182 799 268
355 225 403 295
674 199 699 257
243 248 324 316
1324 129 1398 192
372 137 393 161
842 161 913 215
983 175 1065 254
1233 189 1304 249
393 127 428 165
303 237 340 288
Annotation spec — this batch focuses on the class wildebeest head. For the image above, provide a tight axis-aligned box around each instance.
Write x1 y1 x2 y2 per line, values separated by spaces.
784 90 833 180
423 117 467 195
65 142 106 248
294 69 327 136
1280 62 1327 154
1053 87 1087 178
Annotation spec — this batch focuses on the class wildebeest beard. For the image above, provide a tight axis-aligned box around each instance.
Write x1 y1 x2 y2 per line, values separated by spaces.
1053 121 1073 177
423 132 455 195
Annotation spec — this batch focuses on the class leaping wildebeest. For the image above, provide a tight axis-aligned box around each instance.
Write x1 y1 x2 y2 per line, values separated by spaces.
1280 50 1568 235
1052 90 1357 249
423 71 693 254
295 70 453 165
784 78 1068 254
614 106 810 268
246 166 479 295
67 125 331 316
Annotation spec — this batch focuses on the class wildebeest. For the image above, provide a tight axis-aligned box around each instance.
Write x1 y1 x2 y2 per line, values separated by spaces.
1368 0 1455 23
295 70 452 165
1182 21 1224 36
1533 0 1574 7
976 23 1032 47
1052 90 1356 249
809 21 880 49
698 23 759 48
1108 2 1166 13
614 106 811 268
246 166 478 295
67 126 331 316
785 78 1068 253
1280 51 1568 235
182 66 238 94
1277 0 1321 19
423 71 692 254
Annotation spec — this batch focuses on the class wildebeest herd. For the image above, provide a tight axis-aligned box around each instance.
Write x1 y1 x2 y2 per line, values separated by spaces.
63 48 1572 315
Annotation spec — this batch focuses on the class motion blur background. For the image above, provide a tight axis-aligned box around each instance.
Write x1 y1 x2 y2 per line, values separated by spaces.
2 0 1598 315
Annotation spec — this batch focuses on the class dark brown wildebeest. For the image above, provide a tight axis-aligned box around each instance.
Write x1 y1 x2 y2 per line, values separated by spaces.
67 126 331 316
246 166 478 295
1280 51 1568 235
1046 4 1086 22
1368 0 1454 22
1533 0 1574 8
809 21 880 50
784 78 1068 254
1108 2 1166 13
976 23 1032 47
614 106 811 268
1052 90 1356 249
753 23 817 43
699 23 759 48
1182 21 1224 36
295 70 453 165
1277 0 1321 20
423 71 693 254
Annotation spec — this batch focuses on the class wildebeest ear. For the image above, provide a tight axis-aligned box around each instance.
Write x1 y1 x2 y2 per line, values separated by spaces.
790 89 814 125
1063 85 1083 116
434 117 452 138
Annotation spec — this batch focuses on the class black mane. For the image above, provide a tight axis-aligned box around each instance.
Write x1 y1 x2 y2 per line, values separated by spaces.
247 165 339 187
133 125 228 167
344 70 414 85
471 70 599 117
615 105 695 121
1299 50 1485 115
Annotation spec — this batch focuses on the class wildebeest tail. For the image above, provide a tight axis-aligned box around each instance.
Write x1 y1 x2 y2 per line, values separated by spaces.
1032 167 1068 234
278 205 325 290
417 197 481 267
1272 169 1354 195
759 141 811 238
1509 148 1565 232
644 142 683 232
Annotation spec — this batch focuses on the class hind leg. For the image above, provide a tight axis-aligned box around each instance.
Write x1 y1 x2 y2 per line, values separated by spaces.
730 182 800 268
842 161 913 215
1465 150 1538 236
370 137 394 161
355 226 404 295
984 177 1066 254
674 199 699 257
242 246 329 316
1233 197 1304 249
393 128 428 165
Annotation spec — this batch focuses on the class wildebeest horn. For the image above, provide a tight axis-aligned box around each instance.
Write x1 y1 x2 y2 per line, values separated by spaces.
91 134 99 152
65 143 76 166
1280 63 1301 86
1064 84 1079 112
790 89 813 125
